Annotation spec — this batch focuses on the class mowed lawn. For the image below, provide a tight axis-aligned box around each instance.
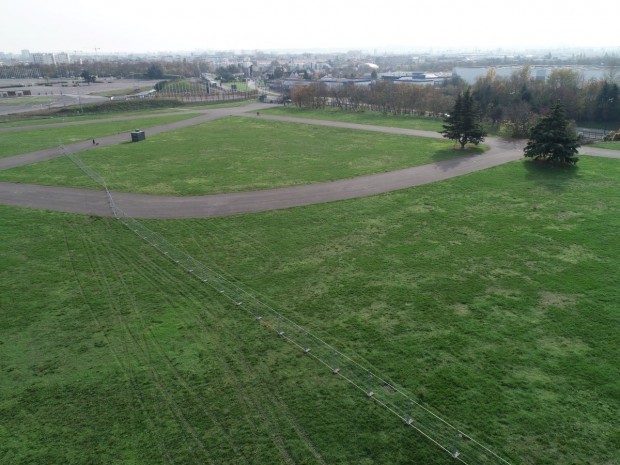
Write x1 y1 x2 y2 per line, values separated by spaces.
260 106 445 132
589 141 620 150
1 157 619 464
0 113 200 158
0 116 480 195
0 97 55 105
0 109 191 128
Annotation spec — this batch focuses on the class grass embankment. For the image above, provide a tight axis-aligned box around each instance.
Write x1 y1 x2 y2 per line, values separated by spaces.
0 99 187 126
0 113 200 158
0 100 256 129
90 86 154 97
0 109 192 128
0 116 480 195
1 157 619 464
261 106 445 132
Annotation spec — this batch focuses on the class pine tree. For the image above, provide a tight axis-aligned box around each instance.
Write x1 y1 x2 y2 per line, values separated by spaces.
440 89 487 150
524 102 580 165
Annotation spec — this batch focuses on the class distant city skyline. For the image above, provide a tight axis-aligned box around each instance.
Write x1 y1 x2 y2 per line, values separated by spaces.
2 0 619 55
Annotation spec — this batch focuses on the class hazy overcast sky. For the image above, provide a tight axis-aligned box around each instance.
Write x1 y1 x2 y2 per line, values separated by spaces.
2 0 618 54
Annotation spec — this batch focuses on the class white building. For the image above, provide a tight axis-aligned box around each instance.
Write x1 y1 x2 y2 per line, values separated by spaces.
31 53 55 65
54 52 71 65
453 65 613 85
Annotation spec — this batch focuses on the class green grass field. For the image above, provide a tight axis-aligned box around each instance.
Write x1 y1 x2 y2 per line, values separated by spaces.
0 117 480 195
0 113 200 158
589 141 620 150
1 156 619 464
261 107 445 132
0 100 256 128
222 81 251 92
0 97 55 105
90 86 154 97
0 109 193 128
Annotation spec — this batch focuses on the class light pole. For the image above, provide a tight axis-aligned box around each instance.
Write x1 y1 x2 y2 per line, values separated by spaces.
604 98 614 138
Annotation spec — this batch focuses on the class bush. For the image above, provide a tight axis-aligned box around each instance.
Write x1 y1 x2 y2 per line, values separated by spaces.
603 130 620 142
498 116 538 139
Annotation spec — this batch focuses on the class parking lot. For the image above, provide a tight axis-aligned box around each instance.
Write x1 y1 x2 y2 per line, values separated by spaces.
0 79 159 116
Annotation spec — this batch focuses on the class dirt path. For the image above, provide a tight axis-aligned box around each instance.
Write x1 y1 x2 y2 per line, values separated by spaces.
1 103 618 218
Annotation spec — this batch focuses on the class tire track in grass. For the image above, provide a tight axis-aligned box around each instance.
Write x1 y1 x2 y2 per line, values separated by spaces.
99 241 249 463
126 260 268 460
223 344 328 465
78 226 213 464
179 221 284 274
255 379 328 465
110 242 290 463
138 256 326 464
109 230 326 464
143 226 328 465
75 228 197 465
130 254 304 465
62 221 175 465
85 234 216 465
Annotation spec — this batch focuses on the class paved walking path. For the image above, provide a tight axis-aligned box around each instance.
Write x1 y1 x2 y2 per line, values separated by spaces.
0 104 267 170
1 103 618 218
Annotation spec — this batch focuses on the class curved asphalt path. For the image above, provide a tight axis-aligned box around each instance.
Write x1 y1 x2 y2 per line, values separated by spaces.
1 103 618 218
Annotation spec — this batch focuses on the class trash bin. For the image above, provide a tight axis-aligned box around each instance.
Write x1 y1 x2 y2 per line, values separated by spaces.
131 129 146 142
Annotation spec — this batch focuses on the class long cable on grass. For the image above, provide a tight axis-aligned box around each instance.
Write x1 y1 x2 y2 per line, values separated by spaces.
64 148 513 465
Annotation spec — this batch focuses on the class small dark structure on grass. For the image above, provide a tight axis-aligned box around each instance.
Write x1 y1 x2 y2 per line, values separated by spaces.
131 129 146 142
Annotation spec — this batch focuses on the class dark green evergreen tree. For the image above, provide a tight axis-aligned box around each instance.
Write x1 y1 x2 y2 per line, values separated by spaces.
595 81 619 122
440 89 487 149
145 63 164 79
524 102 580 165
80 70 96 83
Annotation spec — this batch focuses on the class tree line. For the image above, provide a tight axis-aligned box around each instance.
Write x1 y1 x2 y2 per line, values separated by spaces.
290 67 620 135
21 60 210 80
290 80 459 117
471 66 619 136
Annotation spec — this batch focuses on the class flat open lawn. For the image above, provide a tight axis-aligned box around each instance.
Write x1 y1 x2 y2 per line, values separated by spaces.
261 106 445 132
588 141 620 150
1 157 619 464
0 97 55 105
0 116 479 195
0 113 200 158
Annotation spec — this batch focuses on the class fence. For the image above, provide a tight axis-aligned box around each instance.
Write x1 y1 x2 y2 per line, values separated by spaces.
576 127 607 142
155 88 258 103
65 148 514 465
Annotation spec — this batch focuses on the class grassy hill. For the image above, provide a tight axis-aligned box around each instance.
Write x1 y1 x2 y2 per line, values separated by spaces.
2 154 619 464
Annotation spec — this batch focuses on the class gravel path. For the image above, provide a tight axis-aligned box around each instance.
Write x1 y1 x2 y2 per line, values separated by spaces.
1 103 618 218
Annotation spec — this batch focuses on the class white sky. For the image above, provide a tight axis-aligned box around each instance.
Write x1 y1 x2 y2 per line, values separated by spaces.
2 0 618 54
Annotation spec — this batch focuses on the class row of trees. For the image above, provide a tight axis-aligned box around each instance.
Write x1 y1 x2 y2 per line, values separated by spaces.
289 67 619 135
25 60 211 80
291 80 461 117
441 90 580 165
471 67 619 135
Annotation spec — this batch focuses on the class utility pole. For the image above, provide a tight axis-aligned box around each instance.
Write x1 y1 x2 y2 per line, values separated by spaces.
94 47 100 77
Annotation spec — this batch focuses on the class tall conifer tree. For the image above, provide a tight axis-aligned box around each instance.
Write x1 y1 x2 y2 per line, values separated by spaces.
441 89 486 150
524 102 580 165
